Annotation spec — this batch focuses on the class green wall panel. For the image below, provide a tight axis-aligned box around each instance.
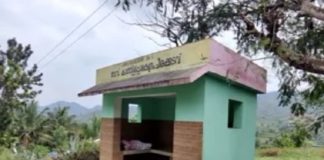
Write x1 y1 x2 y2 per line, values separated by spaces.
203 76 257 160
150 97 176 120
102 95 115 118
102 78 205 121
120 97 176 121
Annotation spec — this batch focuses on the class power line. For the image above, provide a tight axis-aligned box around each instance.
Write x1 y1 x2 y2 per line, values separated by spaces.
37 0 109 64
40 8 116 70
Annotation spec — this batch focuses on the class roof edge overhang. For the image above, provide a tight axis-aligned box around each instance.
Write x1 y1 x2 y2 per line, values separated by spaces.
78 64 266 97
78 69 196 97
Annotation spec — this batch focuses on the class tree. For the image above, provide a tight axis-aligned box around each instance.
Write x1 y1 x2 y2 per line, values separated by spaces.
116 0 324 131
0 38 43 146
46 106 78 132
81 116 101 139
14 102 52 147
46 106 79 149
274 117 312 147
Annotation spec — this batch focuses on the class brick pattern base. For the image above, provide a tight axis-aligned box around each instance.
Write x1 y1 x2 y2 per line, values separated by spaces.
100 118 121 160
173 121 203 160
100 119 202 160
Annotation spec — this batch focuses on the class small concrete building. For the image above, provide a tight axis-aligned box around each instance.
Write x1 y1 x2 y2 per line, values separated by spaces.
79 39 266 160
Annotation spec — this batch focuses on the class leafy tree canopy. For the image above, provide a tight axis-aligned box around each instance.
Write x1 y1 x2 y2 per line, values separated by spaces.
116 0 324 131
0 38 42 143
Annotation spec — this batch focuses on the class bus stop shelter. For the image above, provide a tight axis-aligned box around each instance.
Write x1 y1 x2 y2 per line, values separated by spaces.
79 39 267 160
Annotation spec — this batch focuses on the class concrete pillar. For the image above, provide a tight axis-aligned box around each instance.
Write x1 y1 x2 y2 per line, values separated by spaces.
173 121 203 160
100 118 122 160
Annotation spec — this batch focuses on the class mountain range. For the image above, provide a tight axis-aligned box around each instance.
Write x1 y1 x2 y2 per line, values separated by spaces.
257 91 292 122
40 101 101 121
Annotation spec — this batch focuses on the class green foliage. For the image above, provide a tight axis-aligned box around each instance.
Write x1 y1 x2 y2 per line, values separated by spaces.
5 103 79 150
32 145 50 159
0 39 101 159
0 38 42 146
0 132 18 148
45 106 80 149
14 102 52 147
0 103 94 158
0 147 15 160
274 122 311 148
290 125 311 147
51 126 72 151
63 140 99 160
77 140 99 153
274 133 296 148
81 116 101 139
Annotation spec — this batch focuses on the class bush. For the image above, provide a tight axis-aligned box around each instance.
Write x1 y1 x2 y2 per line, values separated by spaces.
32 145 50 158
273 133 296 148
10 145 52 160
63 140 99 160
64 150 99 160
273 122 311 148
259 148 280 157
0 147 15 160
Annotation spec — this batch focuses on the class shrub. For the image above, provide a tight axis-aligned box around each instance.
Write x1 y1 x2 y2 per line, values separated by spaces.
63 140 99 160
259 148 280 157
32 145 50 158
273 133 296 148
0 147 15 160
273 123 311 148
64 149 99 160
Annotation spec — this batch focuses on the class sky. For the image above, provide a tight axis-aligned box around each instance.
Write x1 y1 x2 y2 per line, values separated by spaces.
0 0 280 108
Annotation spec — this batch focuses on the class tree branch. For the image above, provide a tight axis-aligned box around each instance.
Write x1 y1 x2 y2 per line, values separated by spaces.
240 13 324 74
273 40 324 75
300 0 324 21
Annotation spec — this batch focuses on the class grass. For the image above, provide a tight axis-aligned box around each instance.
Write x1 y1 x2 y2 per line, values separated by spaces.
255 148 324 160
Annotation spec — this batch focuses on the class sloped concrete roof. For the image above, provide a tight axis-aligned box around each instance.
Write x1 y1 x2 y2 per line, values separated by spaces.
79 39 267 96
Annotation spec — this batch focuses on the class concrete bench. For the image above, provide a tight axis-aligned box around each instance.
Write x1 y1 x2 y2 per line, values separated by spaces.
122 149 172 157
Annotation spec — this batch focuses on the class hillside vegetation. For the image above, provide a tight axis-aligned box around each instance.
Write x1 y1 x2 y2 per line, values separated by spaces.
257 92 324 146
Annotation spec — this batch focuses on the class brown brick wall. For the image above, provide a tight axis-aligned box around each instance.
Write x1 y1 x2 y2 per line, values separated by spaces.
173 121 203 160
100 118 122 160
100 119 202 160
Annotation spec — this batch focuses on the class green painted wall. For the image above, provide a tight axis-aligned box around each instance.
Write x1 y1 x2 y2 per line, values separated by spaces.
203 76 257 160
101 75 258 160
120 97 176 121
148 97 176 120
121 98 152 120
102 78 205 121
102 95 115 118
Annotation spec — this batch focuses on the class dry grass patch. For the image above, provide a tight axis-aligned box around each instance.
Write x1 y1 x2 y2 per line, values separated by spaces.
320 150 324 158
256 148 324 160
258 148 280 157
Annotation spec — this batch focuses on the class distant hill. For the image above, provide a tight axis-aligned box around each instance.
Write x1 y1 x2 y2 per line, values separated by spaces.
40 101 101 121
257 91 324 145
79 105 102 121
257 91 292 122
256 92 293 138
89 105 101 113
